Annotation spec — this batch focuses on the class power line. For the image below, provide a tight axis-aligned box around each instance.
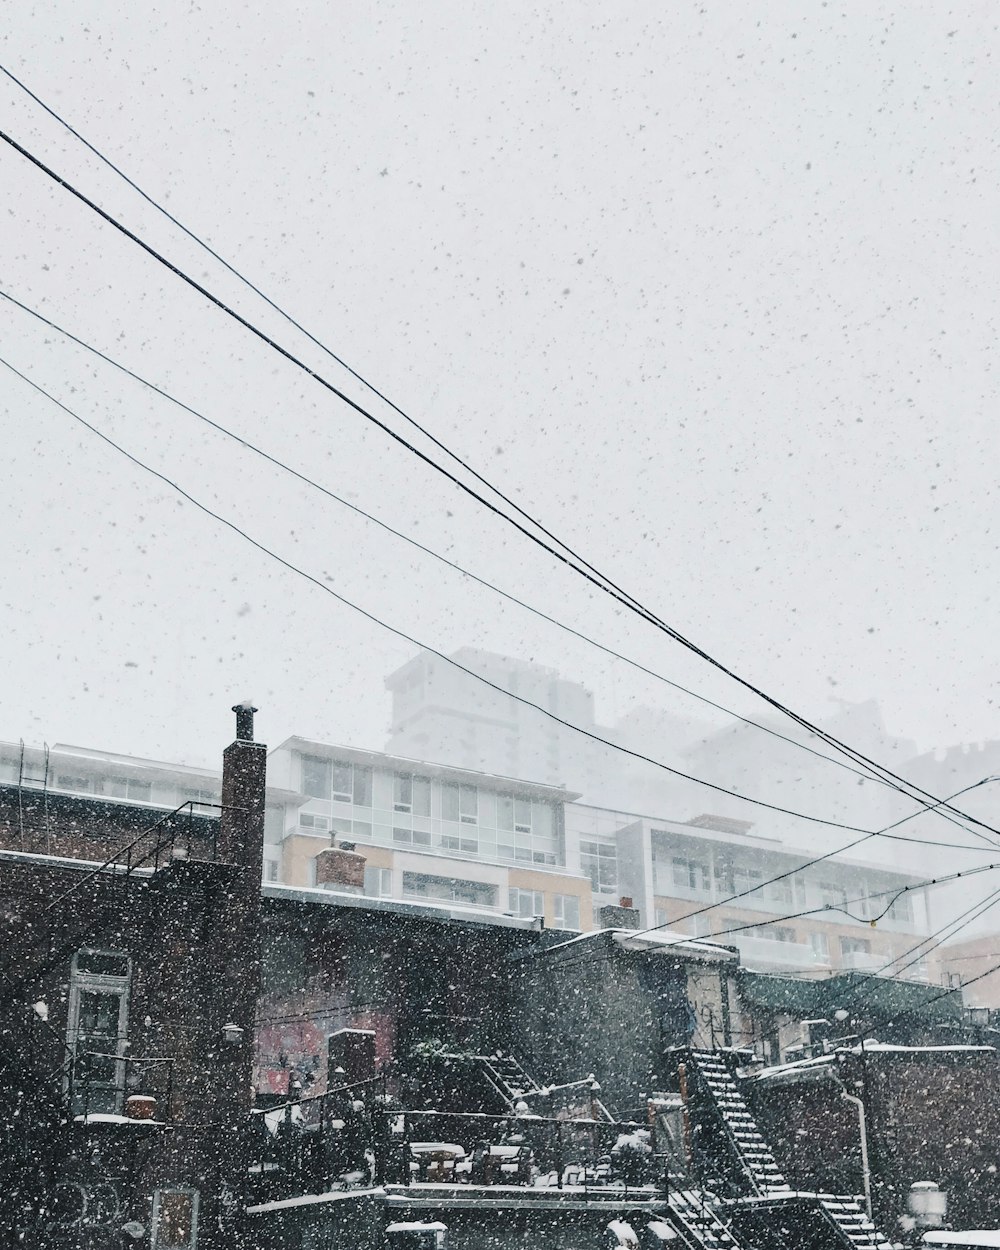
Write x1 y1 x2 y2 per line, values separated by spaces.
0 60 636 595
9 319 992 964
875 939 1000 1031
3 121 998 841
0 353 888 833
0 283 891 795
705 862 1000 942
645 776 1000 939
842 887 1000 1009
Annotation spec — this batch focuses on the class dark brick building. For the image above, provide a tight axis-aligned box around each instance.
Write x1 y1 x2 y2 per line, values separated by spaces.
512 927 742 1117
0 705 266 1249
747 1043 1000 1234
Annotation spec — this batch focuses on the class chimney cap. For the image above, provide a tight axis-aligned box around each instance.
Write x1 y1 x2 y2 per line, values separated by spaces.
232 703 259 742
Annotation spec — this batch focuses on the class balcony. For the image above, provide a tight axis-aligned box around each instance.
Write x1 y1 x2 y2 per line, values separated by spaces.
70 1052 175 1128
249 1083 662 1205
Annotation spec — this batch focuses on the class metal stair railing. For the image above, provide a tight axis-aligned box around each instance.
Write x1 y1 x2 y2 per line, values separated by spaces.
683 1053 771 1198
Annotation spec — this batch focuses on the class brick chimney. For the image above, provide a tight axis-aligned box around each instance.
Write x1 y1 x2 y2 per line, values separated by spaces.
217 702 266 872
210 705 267 1158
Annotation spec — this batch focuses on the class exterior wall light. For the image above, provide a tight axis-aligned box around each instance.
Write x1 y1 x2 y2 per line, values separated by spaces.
222 1022 244 1046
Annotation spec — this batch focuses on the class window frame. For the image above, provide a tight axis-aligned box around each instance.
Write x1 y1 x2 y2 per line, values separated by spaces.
67 949 132 1116
509 887 544 919
553 893 581 931
150 1186 200 1250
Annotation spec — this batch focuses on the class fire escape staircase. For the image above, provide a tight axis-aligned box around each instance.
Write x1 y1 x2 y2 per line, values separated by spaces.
679 1050 891 1250
474 1052 542 1110
667 1188 746 1250
817 1197 893 1250
686 1049 790 1197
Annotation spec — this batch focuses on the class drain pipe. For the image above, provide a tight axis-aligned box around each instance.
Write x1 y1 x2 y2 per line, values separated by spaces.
840 1085 873 1220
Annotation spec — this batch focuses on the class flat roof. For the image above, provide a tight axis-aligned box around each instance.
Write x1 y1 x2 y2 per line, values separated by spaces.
518 926 736 966
262 881 541 931
272 737 580 802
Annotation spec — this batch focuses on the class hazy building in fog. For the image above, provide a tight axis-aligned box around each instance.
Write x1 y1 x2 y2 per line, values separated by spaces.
678 699 919 850
385 647 612 790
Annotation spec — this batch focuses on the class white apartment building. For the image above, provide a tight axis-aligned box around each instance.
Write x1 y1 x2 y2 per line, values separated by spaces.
266 737 594 931
566 802 935 979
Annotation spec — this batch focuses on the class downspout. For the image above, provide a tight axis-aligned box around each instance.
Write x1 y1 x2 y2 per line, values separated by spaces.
839 1086 873 1220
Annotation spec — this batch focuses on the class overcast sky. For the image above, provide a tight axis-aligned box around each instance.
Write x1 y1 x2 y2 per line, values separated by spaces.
2 0 997 843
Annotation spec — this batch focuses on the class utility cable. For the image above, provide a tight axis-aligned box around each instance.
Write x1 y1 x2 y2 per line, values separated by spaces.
2 121 997 840
704 863 1000 942
843 887 1000 1009
0 283 890 795
875 942 1000 1031
641 776 1000 939
0 353 892 833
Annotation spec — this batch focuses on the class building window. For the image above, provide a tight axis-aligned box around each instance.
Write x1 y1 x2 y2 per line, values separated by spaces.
364 867 392 897
301 756 330 799
763 877 793 907
151 1187 199 1249
412 777 431 817
264 859 279 883
394 772 413 812
673 856 710 894
57 775 91 793
809 931 830 960
401 871 497 908
325 761 372 806
393 827 431 847
720 860 760 900
655 907 669 929
553 894 581 931
580 840 617 893
510 888 544 919
820 882 849 910
841 937 872 957
442 783 478 824
440 833 479 855
499 795 533 833
756 925 796 944
887 894 914 924
67 950 131 1116
107 777 152 803
299 813 329 834
393 772 431 816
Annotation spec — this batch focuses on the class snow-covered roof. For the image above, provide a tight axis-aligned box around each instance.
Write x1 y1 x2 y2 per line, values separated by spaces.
246 1187 385 1215
522 926 735 964
262 881 538 930
1 847 155 878
850 1043 996 1055
923 1233 1000 1248
612 929 738 963
755 1043 997 1083
387 1223 448 1233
